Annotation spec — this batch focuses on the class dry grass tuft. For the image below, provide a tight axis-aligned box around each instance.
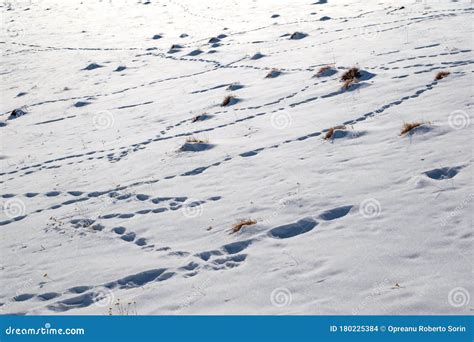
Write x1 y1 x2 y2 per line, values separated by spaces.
342 79 353 89
232 219 257 234
341 67 361 81
315 65 331 77
185 136 208 144
265 68 281 78
108 299 137 316
434 71 450 81
324 126 346 140
191 113 206 123
400 121 425 135
180 136 211 152
341 67 361 89
222 95 235 107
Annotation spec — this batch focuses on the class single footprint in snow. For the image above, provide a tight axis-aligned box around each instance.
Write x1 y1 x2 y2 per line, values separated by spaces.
250 52 265 60
268 218 318 239
73 101 91 108
289 32 308 40
121 232 136 242
83 63 103 71
188 49 203 56
318 205 353 221
37 292 60 301
424 166 463 180
135 238 147 246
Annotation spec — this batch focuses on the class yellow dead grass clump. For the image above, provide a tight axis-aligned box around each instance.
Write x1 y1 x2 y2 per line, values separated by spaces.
232 219 257 233
435 71 450 81
400 121 427 135
324 126 346 140
341 67 361 89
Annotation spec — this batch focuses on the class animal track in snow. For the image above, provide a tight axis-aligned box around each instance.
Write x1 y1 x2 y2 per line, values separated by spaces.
423 166 463 180
268 218 318 239
0 72 455 228
318 206 353 221
5 52 470 184
8 200 365 313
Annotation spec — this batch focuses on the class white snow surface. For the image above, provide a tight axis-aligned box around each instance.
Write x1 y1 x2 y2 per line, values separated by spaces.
0 0 473 315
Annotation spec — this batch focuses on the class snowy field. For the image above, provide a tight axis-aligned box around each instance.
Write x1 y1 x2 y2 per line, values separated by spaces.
0 0 472 315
